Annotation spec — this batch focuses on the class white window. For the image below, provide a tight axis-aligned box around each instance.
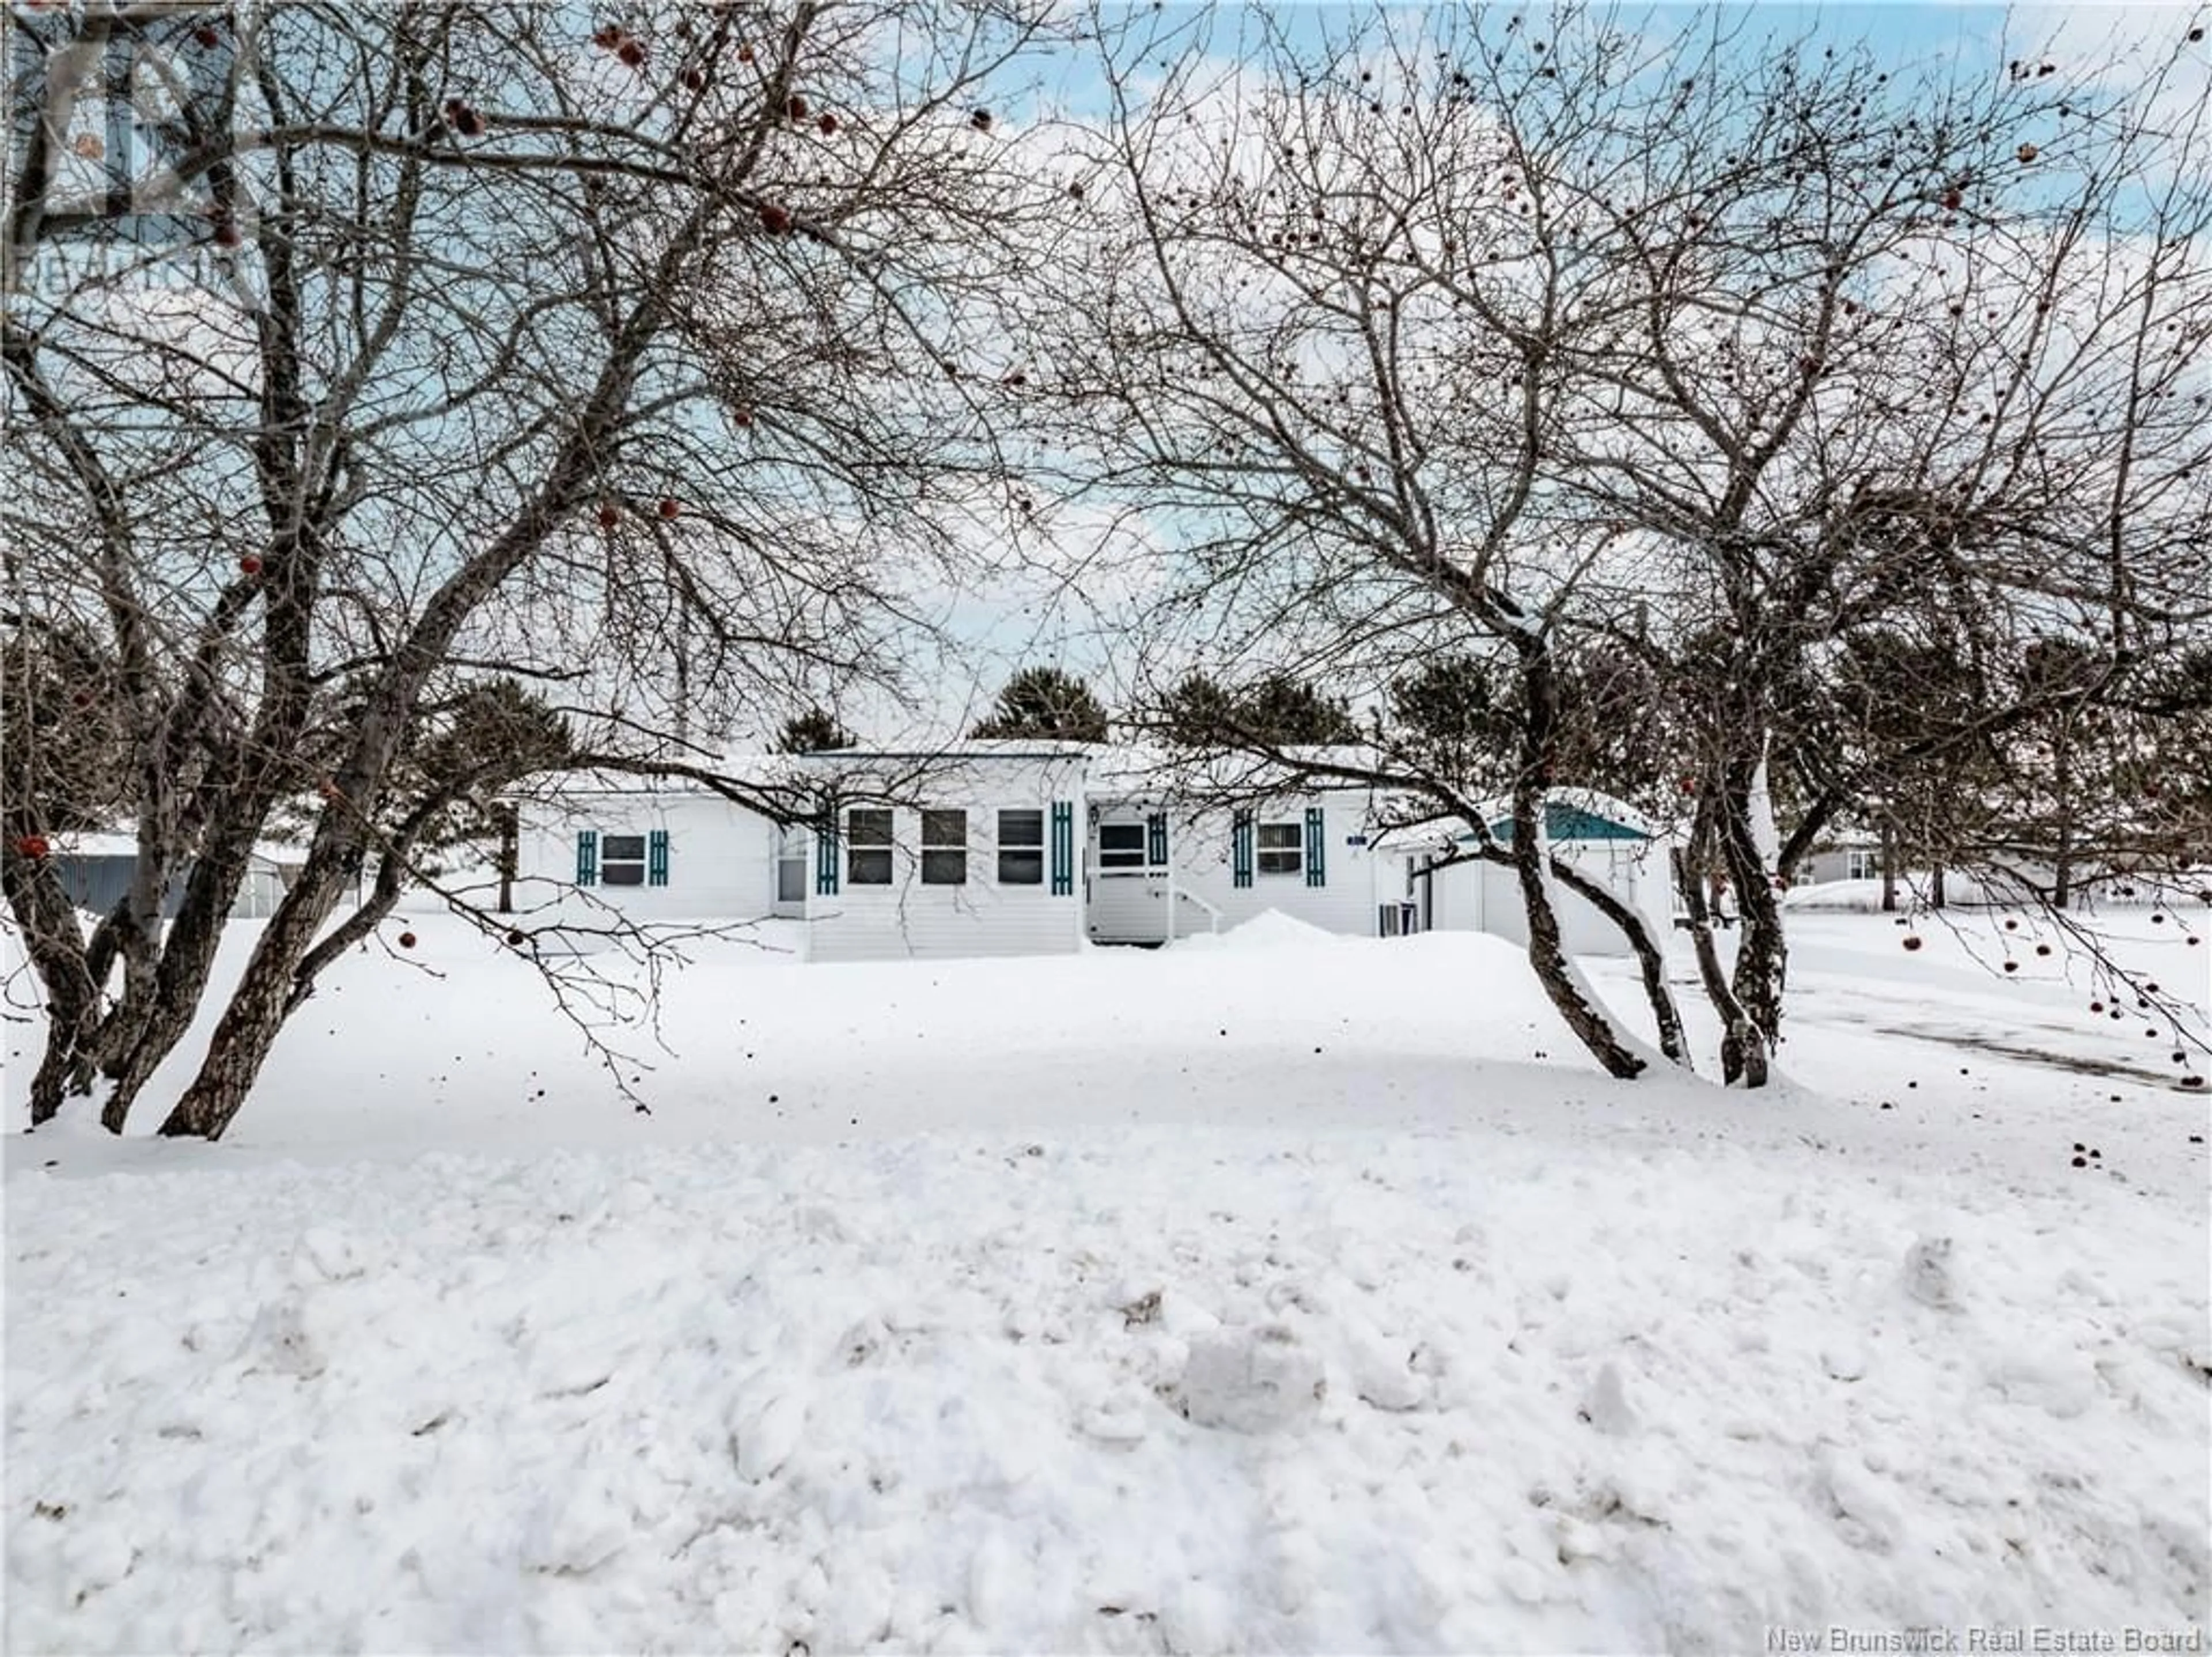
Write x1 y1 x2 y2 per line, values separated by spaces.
601 833 647 887
998 809 1044 886
777 824 808 902
847 808 893 886
1097 822 1147 869
1847 848 1880 882
922 809 967 885
1256 821 1302 876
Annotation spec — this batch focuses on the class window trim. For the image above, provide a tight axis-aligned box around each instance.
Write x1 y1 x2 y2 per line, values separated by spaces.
997 808 1046 887
1255 820 1304 877
921 807 968 886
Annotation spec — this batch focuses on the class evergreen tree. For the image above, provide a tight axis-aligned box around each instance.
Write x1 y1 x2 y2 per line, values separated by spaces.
971 667 1110 742
775 708 858 754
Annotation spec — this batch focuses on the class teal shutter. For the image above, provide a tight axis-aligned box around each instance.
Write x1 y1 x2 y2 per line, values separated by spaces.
1050 801 1074 894
1305 807 1326 887
647 829 669 887
1146 811 1168 867
575 829 598 887
815 796 839 895
1232 810 1253 888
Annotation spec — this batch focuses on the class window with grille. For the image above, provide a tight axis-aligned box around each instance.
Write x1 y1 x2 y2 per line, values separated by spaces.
601 834 647 886
998 809 1044 886
1256 821 1303 876
847 808 893 886
1097 822 1147 869
922 809 967 885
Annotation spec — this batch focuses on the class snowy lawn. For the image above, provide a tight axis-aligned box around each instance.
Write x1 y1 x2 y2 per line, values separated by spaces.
6 910 2209 1653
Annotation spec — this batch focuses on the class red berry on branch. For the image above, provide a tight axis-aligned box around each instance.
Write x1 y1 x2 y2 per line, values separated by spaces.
14 835 51 861
618 39 646 68
683 68 706 92
238 554 262 576
817 112 838 135
597 504 621 529
658 497 680 520
758 202 793 234
1903 936 1923 952
591 25 620 50
398 930 418 949
193 25 220 48
737 44 756 63
970 108 994 131
787 93 810 120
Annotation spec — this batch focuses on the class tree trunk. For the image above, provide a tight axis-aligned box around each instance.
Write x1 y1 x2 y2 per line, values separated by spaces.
497 803 517 914
1931 864 1948 910
1550 854 1690 1067
3 857 100 1125
1715 767 1782 1089
1511 823 1646 1079
1880 818 1898 913
1676 833 1761 1084
2051 720 2074 910
155 853 351 1140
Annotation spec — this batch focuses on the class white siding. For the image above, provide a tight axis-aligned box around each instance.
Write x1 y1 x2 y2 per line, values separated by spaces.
513 792 779 925
1086 792 1392 944
1419 837 1671 958
804 756 1086 962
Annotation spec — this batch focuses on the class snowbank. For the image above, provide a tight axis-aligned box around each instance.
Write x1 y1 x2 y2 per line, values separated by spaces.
1181 908 1343 953
9 1118 2207 1654
6 912 2207 1652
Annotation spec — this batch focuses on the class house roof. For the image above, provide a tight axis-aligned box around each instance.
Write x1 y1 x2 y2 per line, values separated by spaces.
53 831 308 867
1368 788 1664 853
1088 743 1390 797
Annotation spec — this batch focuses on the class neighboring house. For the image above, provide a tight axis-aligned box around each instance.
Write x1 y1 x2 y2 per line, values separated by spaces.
50 833 304 921
1797 833 1885 886
1375 792 1675 958
511 748 1662 961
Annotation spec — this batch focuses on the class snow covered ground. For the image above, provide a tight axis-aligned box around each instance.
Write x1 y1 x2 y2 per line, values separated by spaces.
6 907 2209 1653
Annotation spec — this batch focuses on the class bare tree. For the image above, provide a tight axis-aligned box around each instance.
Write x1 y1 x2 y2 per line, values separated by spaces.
1558 15 2211 1080
1047 3 2209 1087
1039 6 1725 1077
2 0 1065 1138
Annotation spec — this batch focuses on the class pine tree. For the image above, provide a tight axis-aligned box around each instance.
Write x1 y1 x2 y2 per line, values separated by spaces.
971 667 1109 742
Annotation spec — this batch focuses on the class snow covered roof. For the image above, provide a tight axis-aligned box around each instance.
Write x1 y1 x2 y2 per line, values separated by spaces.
1368 788 1664 853
1087 743 1389 797
52 833 308 867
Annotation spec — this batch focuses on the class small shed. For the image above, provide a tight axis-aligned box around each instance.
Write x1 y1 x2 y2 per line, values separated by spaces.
49 833 302 921
1385 791 1675 958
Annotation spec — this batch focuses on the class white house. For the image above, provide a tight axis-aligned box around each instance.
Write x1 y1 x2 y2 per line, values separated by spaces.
1082 748 1398 946
514 744 1092 962
510 748 1661 960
